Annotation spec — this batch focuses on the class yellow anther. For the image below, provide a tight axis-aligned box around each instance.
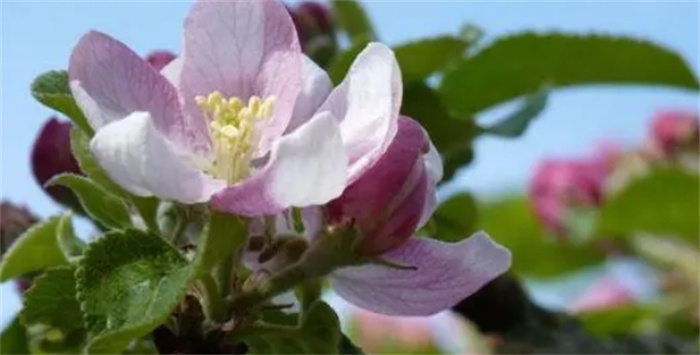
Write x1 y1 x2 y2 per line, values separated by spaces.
248 96 262 116
220 125 240 139
197 92 277 184
259 97 276 120
228 97 244 113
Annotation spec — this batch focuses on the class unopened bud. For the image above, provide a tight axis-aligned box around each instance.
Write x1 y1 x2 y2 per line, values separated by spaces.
31 117 84 212
289 1 337 66
145 50 176 71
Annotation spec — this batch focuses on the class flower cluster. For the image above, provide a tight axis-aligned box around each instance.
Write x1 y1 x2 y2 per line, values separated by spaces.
529 110 699 238
65 0 510 317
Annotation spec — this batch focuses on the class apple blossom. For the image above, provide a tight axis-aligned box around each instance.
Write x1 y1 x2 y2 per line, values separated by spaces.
529 157 610 236
649 110 699 157
250 114 510 316
68 0 351 216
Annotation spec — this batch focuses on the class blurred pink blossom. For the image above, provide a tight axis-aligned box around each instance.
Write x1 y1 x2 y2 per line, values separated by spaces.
649 110 699 157
529 156 610 237
568 276 635 313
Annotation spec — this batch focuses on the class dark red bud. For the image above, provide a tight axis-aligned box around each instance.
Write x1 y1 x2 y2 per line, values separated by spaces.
296 1 334 35
1 201 39 255
1 201 39 294
31 117 84 211
145 50 177 71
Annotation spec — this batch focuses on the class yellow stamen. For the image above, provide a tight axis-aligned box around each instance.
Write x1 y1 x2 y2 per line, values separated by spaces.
195 91 276 184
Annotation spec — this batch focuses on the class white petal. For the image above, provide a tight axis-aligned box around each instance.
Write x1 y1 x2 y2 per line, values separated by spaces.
287 55 334 133
319 42 402 181
90 112 225 204
211 111 347 216
160 57 183 88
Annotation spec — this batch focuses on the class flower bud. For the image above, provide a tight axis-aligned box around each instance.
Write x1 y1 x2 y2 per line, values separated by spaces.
1 201 38 255
529 158 608 237
1 201 39 293
31 117 84 212
145 50 176 71
296 2 333 35
649 110 699 158
289 2 337 66
328 117 436 256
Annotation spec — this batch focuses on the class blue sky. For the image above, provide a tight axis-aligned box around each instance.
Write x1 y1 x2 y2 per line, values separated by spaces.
0 0 698 328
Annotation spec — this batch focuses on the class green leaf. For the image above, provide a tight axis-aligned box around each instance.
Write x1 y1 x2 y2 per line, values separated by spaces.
394 36 468 83
76 229 191 354
339 334 365 354
57 212 86 260
243 302 341 354
193 212 246 278
442 144 475 182
401 83 478 180
0 317 29 354
70 127 128 198
480 86 549 138
0 217 67 282
21 266 83 334
597 169 700 243
440 32 700 116
331 0 376 43
477 196 604 277
31 70 92 134
48 174 132 230
299 301 341 354
579 304 658 336
429 193 478 242
327 38 370 84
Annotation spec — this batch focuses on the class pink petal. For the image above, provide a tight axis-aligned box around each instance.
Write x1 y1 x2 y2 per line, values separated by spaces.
331 232 512 316
328 117 430 255
90 111 225 203
286 55 333 133
69 31 204 153
211 112 346 216
181 0 302 157
319 43 402 181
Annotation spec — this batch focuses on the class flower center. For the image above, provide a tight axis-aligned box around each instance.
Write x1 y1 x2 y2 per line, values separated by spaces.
195 91 276 184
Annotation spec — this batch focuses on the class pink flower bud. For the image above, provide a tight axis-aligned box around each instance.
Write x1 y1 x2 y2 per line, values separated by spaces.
328 117 435 256
529 158 608 237
145 50 176 71
649 110 699 157
31 117 84 211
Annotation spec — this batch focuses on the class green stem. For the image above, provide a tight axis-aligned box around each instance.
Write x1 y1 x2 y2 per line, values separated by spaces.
198 274 228 323
216 252 234 298
230 227 361 311
171 208 188 245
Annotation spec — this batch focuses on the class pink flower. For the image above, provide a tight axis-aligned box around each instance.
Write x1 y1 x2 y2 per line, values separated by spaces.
249 87 510 316
529 157 609 236
315 116 509 316
69 0 410 216
649 110 699 157
31 117 84 211
568 276 635 313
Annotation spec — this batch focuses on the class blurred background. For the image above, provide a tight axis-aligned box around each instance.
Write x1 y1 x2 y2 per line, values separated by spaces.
1 1 698 353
